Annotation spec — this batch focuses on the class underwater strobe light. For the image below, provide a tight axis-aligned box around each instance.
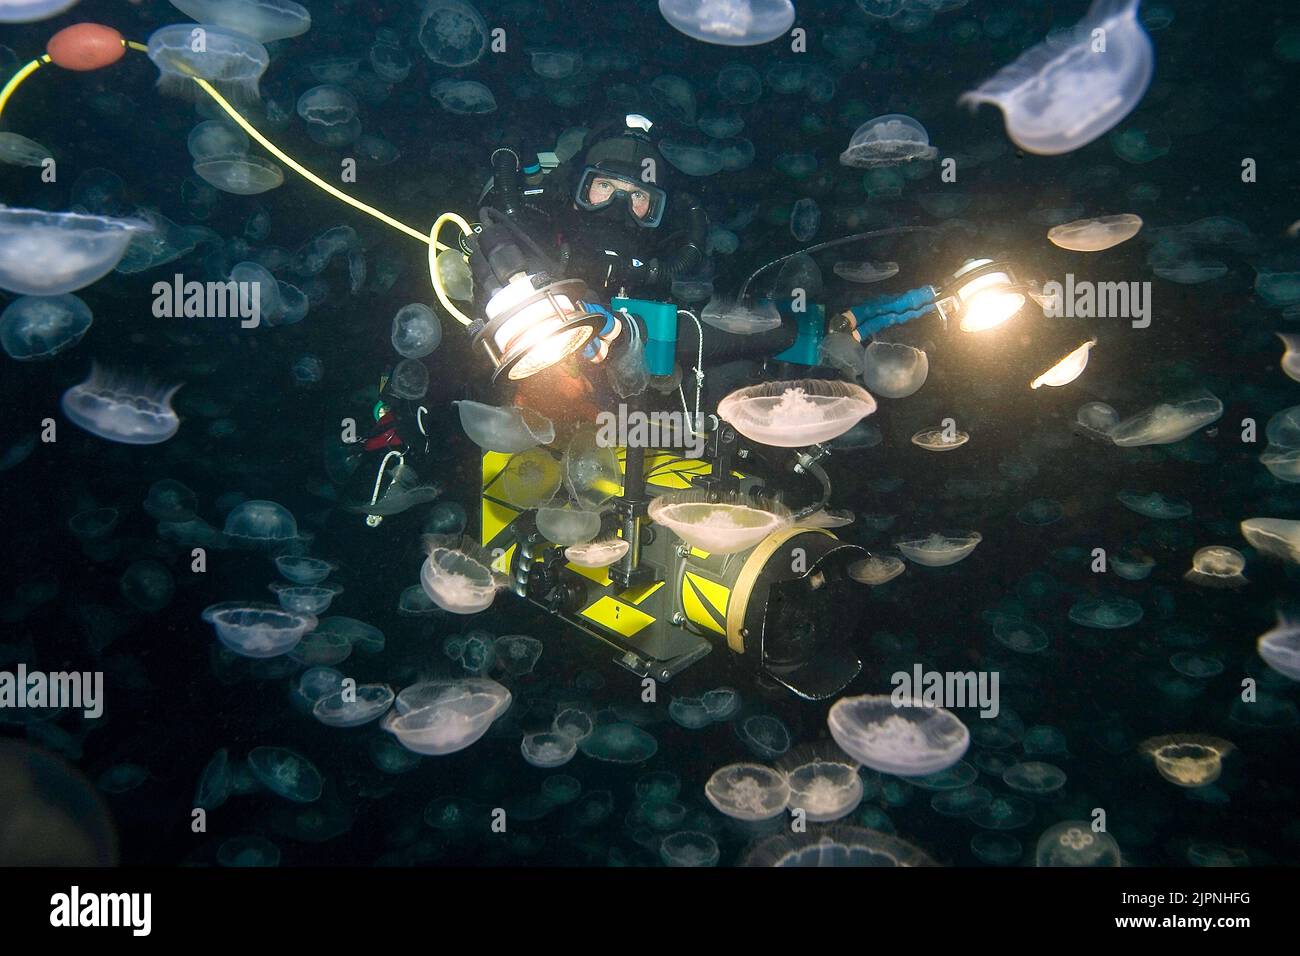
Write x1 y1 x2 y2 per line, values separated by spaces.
934 258 1028 333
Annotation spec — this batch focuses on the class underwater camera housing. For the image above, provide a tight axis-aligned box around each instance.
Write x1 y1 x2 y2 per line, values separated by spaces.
480 442 867 700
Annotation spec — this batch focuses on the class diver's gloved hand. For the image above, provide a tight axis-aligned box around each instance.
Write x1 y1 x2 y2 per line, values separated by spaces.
581 302 622 364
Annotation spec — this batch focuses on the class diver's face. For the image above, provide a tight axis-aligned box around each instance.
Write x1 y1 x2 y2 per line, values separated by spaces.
587 176 652 221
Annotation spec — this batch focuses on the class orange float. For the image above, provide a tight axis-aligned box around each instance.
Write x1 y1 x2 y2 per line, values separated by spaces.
46 23 125 72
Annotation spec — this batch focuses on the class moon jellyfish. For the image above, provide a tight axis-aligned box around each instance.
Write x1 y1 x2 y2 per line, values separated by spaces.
383 678 511 755
1003 762 1067 795
313 684 394 728
0 741 117 865
563 426 622 508
204 603 315 658
536 504 601 546
718 379 876 447
1068 596 1143 629
61 365 181 445
0 294 92 361
1030 338 1096 389
1048 214 1143 251
658 0 795 47
827 695 970 776
1116 490 1190 519
1035 821 1122 866
1257 616 1300 681
223 500 298 550
781 758 864 822
275 555 334 585
494 634 542 677
659 139 723 177
848 554 905 585
1140 734 1233 788
1184 546 1247 589
1109 390 1223 446
193 155 283 196
1077 401 1119 437
143 479 196 521
418 0 489 67
0 207 151 296
191 120 245 160
1112 547 1155 581
420 540 501 614
120 560 174 612
553 709 595 742
716 63 763 103
700 296 783 334
911 426 968 451
498 449 562 508
565 538 629 568
959 0 1153 156
648 490 791 555
270 582 341 615
391 303 442 359
456 401 554 453
246 747 322 803
834 260 899 284
430 79 497 115
705 763 789 821
659 831 719 867
895 531 981 567
146 25 269 105
168 0 311 43
839 114 938 167
744 826 936 867
1240 518 1300 564
789 198 820 243
578 723 658 764
861 341 929 398
521 733 577 769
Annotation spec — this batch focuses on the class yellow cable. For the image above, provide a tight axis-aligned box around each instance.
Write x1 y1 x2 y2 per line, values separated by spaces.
0 56 49 121
429 213 476 327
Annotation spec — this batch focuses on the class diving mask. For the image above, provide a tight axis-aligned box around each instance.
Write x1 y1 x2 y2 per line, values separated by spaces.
574 165 667 228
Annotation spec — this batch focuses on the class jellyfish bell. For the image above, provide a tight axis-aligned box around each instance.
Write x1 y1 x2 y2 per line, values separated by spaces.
827 694 970 776
911 426 969 451
1047 214 1143 252
1240 517 1300 564
1139 734 1234 788
718 379 877 447
535 503 602 546
1257 615 1300 681
1183 545 1248 589
0 207 152 296
704 763 790 821
1277 333 1300 383
61 364 181 445
861 341 929 398
658 0 796 47
1030 338 1096 389
847 554 905 585
384 677 512 755
419 536 503 614
455 400 555 453
895 531 981 567
1109 390 1223 446
744 825 936 867
648 490 791 555
565 538 629 568
839 113 939 168
1034 821 1122 866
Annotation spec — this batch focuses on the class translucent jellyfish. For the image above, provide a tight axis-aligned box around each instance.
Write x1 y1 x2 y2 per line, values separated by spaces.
1030 338 1096 389
0 207 151 296
565 538 629 568
553 709 595 742
1047 214 1143 252
699 296 783 334
536 505 601 546
719 379 876 447
578 723 659 764
0 294 92 361
193 155 283 196
648 490 790 555
698 112 744 139
1003 762 1067 795
1077 401 1119 435
1068 596 1143 629
834 260 899 284
390 303 442 359
0 132 50 168
562 426 622 508
146 25 269 104
658 0 794 46
1184 546 1247 589
456 401 554 453
61 365 180 445
388 359 428 400
493 635 541 678
789 198 821 243
861 341 928 398
430 79 496 114
246 747 322 803
1257 616 1300 681
168 0 311 43
383 677 511 755
269 582 341 615
204 603 315 658
521 732 577 769
744 826 936 867
994 619 1049 653
659 139 723 177
705 763 789 821
839 114 938 168
1240 517 1300 564
275 555 334 585
120 560 174 612
959 0 1153 156
143 479 196 522
1256 270 1300 308
421 538 501 614
369 40 411 82
223 500 298 549
436 250 473 300
312 684 394 728
782 759 864 822
847 554 905 585
895 531 981 567
1277 334 1300 383
828 695 970 776
1116 490 1191 519
1109 390 1223 446
498 449 562 509
417 0 489 67
716 64 763 103
1112 547 1155 580
911 426 969 451
1035 821 1122 866
1140 734 1233 788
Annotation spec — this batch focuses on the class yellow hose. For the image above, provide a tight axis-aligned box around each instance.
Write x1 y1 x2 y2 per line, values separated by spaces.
0 56 49 120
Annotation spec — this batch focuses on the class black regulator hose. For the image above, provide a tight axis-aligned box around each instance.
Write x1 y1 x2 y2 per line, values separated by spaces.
648 191 708 285
491 148 525 221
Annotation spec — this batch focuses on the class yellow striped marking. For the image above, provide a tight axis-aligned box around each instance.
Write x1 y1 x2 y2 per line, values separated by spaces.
580 596 655 638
